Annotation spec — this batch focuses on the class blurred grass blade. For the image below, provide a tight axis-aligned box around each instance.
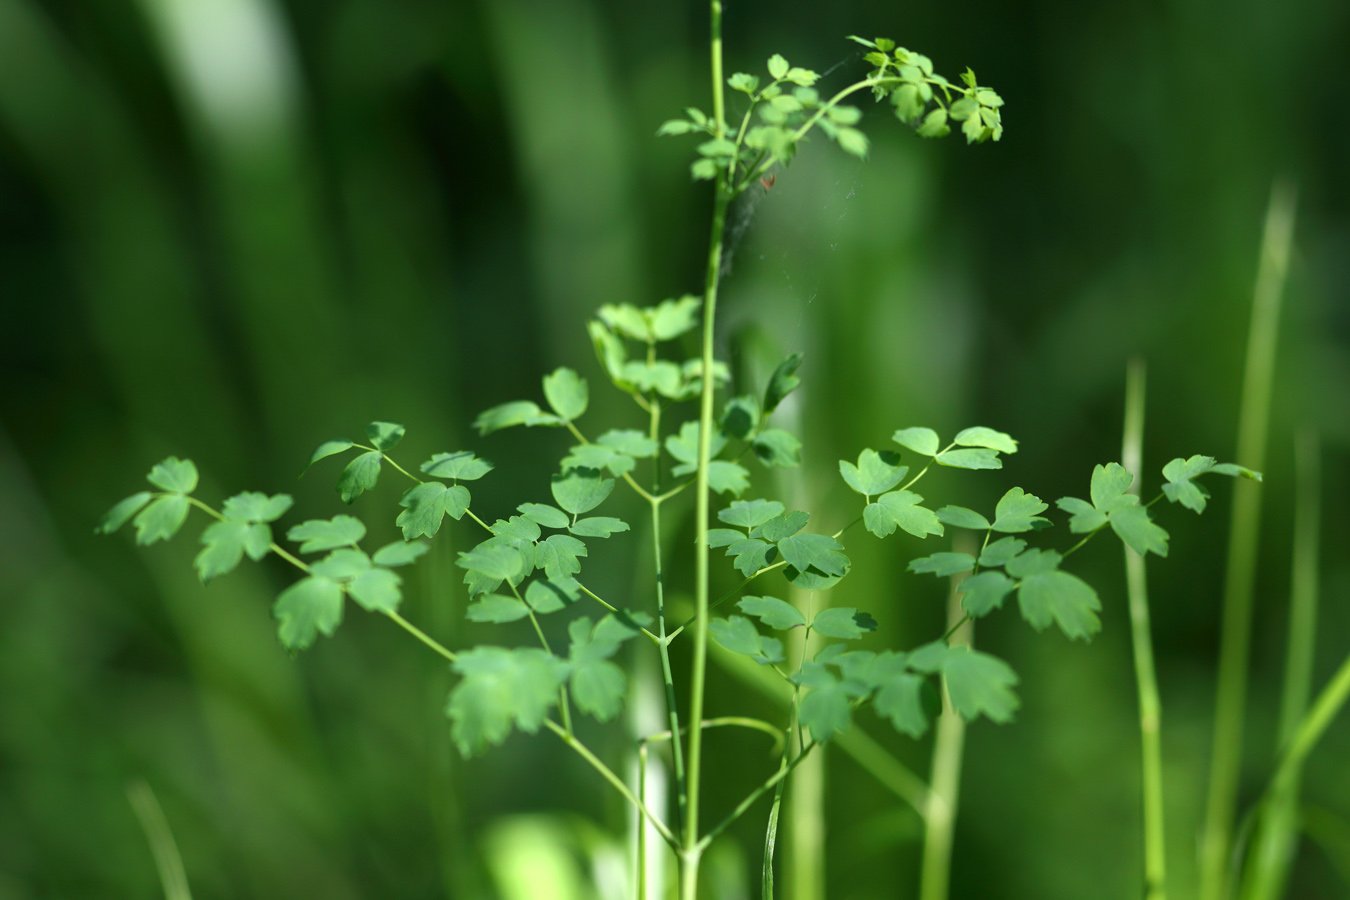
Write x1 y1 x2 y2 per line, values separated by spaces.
127 779 193 900
1122 359 1167 900
1199 178 1298 900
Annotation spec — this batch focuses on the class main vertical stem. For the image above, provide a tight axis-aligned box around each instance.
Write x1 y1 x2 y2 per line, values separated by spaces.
683 4 728 896
1123 360 1167 900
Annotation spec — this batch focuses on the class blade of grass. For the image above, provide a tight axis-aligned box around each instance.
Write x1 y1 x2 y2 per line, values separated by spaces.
1122 359 1168 900
1198 178 1298 900
1238 430 1321 900
127 779 193 900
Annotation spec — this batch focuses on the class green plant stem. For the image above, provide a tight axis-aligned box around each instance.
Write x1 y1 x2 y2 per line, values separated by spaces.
127 779 193 900
1238 430 1320 900
643 716 786 748
919 544 972 900
762 691 800 900
1122 359 1167 900
638 743 650 900
386 609 458 663
698 739 819 854
1199 179 1297 900
683 6 729 892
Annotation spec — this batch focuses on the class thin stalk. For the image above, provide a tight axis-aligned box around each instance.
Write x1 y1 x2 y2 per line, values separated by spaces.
638 744 649 900
918 542 973 900
1199 179 1298 900
1237 430 1321 900
763 692 800 900
127 779 193 900
683 4 729 896
1122 359 1167 900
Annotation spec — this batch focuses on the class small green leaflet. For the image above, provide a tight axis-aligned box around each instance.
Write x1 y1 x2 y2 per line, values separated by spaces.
647 295 701 341
737 595 805 630
799 671 860 742
1111 505 1170 557
421 451 493 481
864 490 943 539
753 429 802 468
524 578 579 614
839 449 907 497
726 538 776 576
1090 462 1135 512
991 487 1049 533
936 506 991 530
147 457 199 494
98 492 152 535
763 353 803 415
622 360 682 397
517 503 569 529
474 400 561 435
721 395 760 439
588 321 629 386
709 615 785 665
551 467 614 515
372 541 428 567
310 548 371 580
535 534 587 581
348 568 401 613
1162 455 1262 513
561 443 635 477
706 461 750 496
666 421 728 473
1007 548 1101 640
811 607 877 639
397 482 471 539
196 520 271 581
447 647 566 757
492 516 541 542
133 496 191 544
953 426 1017 454
466 594 530 623
337 451 382 503
222 492 293 523
935 448 1002 470
274 575 344 651
306 439 354 472
457 544 527 582
867 652 933 738
597 429 659 458
978 537 1026 568
364 422 404 451
958 571 1015 617
543 367 588 421
892 427 939 457
754 510 809 542
719 499 785 529
941 646 1020 724
908 552 976 577
707 528 743 548
567 615 642 721
286 518 364 553
569 517 630 538
777 533 849 577
1056 497 1106 533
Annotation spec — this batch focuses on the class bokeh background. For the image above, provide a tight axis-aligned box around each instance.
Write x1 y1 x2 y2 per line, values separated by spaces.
1 0 1347 898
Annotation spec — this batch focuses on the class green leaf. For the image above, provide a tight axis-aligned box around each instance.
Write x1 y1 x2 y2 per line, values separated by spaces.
372 541 429 567
222 492 294 523
1090 462 1135 512
835 127 869 158
767 53 789 80
827 105 862 125
567 615 641 721
737 595 805 630
133 495 191 545
348 567 401 613
597 303 649 339
543 367 588 421
936 506 991 530
690 158 719 181
337 451 382 504
466 593 531 623
942 646 1020 724
908 552 976 577
800 678 856 742
195 520 271 581
1110 504 1170 557
916 108 950 138
726 538 777 576
728 72 759 94
396 482 470 539
709 616 784 665
287 515 366 553
492 515 541 542
421 451 493 481
846 35 877 48
306 439 354 472
892 84 924 123
457 544 527 582
777 533 849 577
949 96 978 120
1056 496 1107 533
524 578 579 614
1010 550 1101 640
891 427 940 457
906 641 950 673
551 467 614 515
569 517 630 538
864 490 943 539
707 461 750 496
597 429 659 458
721 395 761 440
991 487 1049 533
707 528 743 548
1161 455 1261 513
666 420 728 470
474 400 560 435
958 571 1016 617
147 457 198 494
447 647 566 757
839 449 907 496
536 534 586 581
364 422 405 451
648 295 701 341
622 360 683 397
309 548 372 580
763 353 804 415
517 503 571 529
755 510 810 542
561 443 635 478
953 426 1017 454
719 499 785 529
811 607 877 639
935 448 1002 470
753 429 802 467
978 537 1026 568
785 67 817 86
588 321 629 384
274 576 344 651
657 118 694 136
98 492 153 534
873 664 932 738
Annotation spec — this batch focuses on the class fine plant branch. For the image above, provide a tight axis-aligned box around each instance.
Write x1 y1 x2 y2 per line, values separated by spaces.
697 737 820 854
386 610 458 663
642 716 786 750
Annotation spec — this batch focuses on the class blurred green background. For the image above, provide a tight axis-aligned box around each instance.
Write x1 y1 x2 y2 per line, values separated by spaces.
1 0 1347 898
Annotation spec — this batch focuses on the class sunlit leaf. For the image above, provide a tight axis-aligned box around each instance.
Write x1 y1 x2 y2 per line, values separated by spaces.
147 457 198 494
133 495 190 545
936 506 990 530
447 647 566 757
551 467 614 515
892 427 939 457
421 451 494 481
195 520 271 581
935 448 1002 470
991 487 1049 533
953 426 1017 454
864 490 943 539
908 552 976 577
719 499 785 529
396 482 470 539
222 492 293 523
839 449 907 496
543 367 588 421
274 575 344 651
97 492 152 534
710 615 784 665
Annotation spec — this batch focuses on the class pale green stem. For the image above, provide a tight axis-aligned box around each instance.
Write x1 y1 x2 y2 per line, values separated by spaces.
1122 359 1167 900
1238 430 1320 900
643 716 786 749
763 691 800 900
385 609 458 663
1199 178 1297 900
127 779 193 900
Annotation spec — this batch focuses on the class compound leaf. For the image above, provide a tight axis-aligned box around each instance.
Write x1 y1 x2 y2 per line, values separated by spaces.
447 647 566 757
98 492 153 534
1162 455 1261 513
274 575 344 651
287 515 366 553
737 595 805 630
133 495 191 545
551 467 614 515
396 482 470 539
958 570 1016 617
865 490 943 539
710 615 784 665
839 449 907 496
753 429 802 468
337 451 382 504
942 646 1019 724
